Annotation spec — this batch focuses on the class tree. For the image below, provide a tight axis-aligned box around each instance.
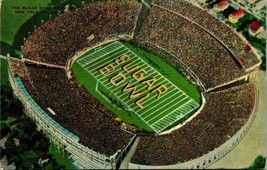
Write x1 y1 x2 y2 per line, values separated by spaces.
9 154 22 167
0 122 11 137
46 157 66 170
17 142 29 153
249 155 266 169
10 126 20 138
37 138 49 153
9 98 23 117
20 150 42 169
5 138 18 156
18 130 29 144
33 162 42 170
1 83 23 119
19 117 36 134
0 147 6 158
5 138 21 166
0 84 13 100
260 56 266 70
54 164 66 170
0 84 13 119
1 82 67 169
32 132 49 153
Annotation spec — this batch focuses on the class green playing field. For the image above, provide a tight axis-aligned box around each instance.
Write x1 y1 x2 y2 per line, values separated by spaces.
72 41 200 133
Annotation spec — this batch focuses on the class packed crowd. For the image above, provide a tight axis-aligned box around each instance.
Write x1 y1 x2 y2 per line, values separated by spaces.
131 83 256 165
152 0 260 69
23 1 141 66
8 59 27 79
135 7 244 89
18 65 134 156
13 0 259 164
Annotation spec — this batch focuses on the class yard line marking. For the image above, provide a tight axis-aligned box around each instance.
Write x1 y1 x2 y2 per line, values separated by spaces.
154 106 198 132
108 69 157 92
80 42 122 62
91 52 138 75
100 62 149 90
79 45 118 65
152 124 162 130
158 103 198 129
139 90 181 116
77 41 200 133
130 86 177 110
119 75 166 101
106 69 156 91
85 48 129 70
151 99 193 126
121 76 170 100
78 41 122 66
157 118 170 126
98 60 148 82
138 86 179 108
120 42 198 105
120 75 164 102
129 85 176 110
87 47 130 69
77 43 118 64
96 78 157 132
145 95 188 122
79 47 127 69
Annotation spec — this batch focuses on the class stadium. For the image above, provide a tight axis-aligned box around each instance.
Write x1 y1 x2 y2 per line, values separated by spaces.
7 0 261 169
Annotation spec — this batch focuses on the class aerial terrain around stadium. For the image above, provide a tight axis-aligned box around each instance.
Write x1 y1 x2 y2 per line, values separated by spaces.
4 0 265 169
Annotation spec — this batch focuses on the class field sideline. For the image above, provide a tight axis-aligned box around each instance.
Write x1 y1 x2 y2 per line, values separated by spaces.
73 41 200 133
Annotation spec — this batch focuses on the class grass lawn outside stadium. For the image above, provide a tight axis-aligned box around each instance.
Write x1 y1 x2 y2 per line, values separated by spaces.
72 41 201 133
1 58 9 85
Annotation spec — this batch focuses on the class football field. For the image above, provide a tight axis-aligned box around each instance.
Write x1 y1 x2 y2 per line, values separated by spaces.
76 41 199 133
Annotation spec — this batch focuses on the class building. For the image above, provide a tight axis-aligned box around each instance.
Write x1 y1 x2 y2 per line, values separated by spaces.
214 0 230 12
190 0 265 22
228 8 245 23
229 0 266 21
248 21 263 36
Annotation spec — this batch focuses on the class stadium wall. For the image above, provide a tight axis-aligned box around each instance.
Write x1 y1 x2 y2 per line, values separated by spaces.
128 89 258 169
7 58 136 169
